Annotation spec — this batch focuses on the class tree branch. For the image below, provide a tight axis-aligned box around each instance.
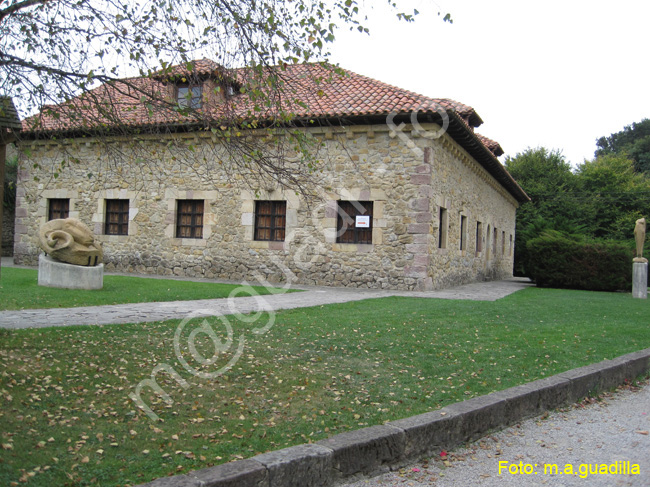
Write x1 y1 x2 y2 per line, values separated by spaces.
0 0 48 24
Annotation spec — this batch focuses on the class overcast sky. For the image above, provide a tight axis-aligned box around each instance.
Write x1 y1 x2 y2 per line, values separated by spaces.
328 0 650 167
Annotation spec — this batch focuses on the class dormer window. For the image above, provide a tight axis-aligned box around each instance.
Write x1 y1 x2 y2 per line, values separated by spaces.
177 84 202 109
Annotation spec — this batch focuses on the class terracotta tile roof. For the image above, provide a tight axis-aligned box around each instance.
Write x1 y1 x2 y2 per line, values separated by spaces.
23 62 486 132
20 60 528 202
476 133 504 157
151 58 236 81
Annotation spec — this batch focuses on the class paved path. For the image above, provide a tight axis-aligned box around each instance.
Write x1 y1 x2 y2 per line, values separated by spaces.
0 258 532 328
345 381 650 486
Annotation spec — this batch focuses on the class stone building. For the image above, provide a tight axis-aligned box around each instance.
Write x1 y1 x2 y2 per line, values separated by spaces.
13 60 528 290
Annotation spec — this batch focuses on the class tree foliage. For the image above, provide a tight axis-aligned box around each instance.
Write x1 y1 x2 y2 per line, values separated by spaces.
595 118 650 174
505 147 650 277
504 147 581 275
575 154 650 240
2 154 17 211
2 0 416 115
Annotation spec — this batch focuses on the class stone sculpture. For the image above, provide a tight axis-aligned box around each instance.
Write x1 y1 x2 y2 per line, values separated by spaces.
38 218 103 266
634 217 647 263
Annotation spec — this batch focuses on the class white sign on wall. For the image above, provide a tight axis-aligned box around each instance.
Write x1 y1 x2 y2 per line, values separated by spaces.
355 215 370 228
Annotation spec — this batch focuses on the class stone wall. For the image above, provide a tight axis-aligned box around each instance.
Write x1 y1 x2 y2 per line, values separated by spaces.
14 123 518 290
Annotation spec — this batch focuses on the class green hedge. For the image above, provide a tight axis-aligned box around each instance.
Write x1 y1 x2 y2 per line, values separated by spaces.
526 232 633 291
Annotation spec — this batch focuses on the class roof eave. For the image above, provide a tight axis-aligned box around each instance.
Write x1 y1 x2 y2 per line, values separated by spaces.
318 110 529 204
444 112 529 203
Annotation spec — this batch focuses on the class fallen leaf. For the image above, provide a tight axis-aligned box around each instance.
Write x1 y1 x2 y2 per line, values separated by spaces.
636 430 649 435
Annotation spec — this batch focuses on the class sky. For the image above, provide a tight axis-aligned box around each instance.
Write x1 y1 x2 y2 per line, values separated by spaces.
328 0 650 167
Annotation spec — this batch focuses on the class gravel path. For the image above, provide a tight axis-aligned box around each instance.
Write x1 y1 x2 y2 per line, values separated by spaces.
344 381 650 486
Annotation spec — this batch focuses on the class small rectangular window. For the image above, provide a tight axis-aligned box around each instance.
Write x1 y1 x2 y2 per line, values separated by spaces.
177 85 202 109
176 200 204 239
48 198 69 220
105 199 129 236
502 231 506 255
438 207 448 249
337 201 373 244
486 225 493 257
494 228 498 255
254 200 287 242
476 221 483 253
460 215 467 251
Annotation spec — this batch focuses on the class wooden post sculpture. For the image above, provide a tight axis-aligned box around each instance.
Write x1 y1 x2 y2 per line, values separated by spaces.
634 218 647 263
632 217 648 299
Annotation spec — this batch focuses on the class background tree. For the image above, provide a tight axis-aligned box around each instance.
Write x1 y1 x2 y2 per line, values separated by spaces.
506 146 650 277
595 118 650 174
574 154 650 240
504 147 581 275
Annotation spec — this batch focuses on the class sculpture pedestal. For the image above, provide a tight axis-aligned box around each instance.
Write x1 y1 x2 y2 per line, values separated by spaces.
632 261 648 299
38 254 104 290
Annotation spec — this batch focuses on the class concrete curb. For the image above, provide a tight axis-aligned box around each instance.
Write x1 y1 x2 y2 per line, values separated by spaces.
135 348 650 487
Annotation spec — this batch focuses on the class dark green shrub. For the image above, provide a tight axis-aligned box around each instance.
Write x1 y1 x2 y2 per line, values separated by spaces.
527 231 633 291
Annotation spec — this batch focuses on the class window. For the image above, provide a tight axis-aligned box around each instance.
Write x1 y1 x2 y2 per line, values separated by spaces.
487 225 491 255
438 206 448 249
105 199 129 236
254 200 286 242
476 221 483 253
176 200 204 239
494 228 498 254
460 215 467 251
502 231 506 255
48 198 69 220
177 85 202 109
336 201 373 244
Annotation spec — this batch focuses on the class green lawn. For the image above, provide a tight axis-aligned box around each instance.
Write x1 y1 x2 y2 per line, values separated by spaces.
0 267 292 310
0 287 649 486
